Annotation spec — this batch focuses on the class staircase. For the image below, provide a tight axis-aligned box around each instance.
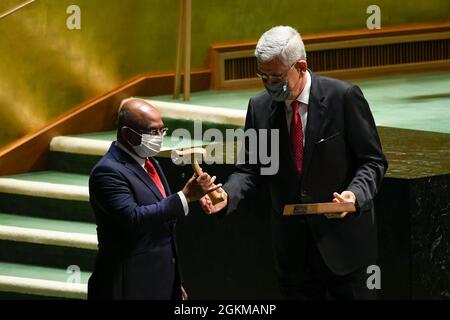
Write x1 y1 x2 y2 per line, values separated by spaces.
0 100 245 299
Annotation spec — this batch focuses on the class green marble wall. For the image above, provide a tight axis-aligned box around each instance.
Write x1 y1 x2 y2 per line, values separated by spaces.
0 0 449 148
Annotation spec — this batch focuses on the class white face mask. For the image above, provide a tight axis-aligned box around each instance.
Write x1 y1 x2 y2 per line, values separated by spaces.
127 127 164 158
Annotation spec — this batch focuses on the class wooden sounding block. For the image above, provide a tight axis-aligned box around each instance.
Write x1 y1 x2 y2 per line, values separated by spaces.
283 202 356 216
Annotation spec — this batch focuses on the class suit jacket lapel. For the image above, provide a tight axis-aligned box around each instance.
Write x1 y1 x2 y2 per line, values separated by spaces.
269 100 299 177
149 157 172 195
124 160 165 201
302 72 328 178
109 143 164 201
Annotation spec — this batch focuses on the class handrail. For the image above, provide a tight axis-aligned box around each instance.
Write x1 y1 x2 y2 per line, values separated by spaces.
0 0 36 20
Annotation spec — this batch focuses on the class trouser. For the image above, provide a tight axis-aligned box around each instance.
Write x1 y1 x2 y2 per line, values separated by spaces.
279 227 376 300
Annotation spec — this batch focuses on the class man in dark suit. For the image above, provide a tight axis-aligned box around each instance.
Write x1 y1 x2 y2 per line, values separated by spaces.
200 26 388 299
88 98 219 300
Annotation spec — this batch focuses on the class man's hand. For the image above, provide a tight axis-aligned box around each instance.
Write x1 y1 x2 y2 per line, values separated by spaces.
325 191 356 219
199 188 228 214
181 285 188 300
181 172 222 203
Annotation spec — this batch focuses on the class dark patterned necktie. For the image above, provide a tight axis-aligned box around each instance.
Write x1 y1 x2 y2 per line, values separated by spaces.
290 100 304 174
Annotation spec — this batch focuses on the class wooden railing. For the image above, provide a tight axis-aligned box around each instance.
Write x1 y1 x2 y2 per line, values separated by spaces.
0 0 35 20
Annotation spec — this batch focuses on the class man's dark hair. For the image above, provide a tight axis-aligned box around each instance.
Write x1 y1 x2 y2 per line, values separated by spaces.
117 106 129 128
117 107 130 140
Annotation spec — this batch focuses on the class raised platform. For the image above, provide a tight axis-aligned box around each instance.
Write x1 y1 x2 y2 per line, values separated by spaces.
170 126 450 299
147 70 450 134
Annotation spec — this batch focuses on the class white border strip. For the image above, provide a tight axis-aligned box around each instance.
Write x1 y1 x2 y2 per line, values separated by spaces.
0 178 88 201
0 275 87 299
0 225 97 250
144 99 246 127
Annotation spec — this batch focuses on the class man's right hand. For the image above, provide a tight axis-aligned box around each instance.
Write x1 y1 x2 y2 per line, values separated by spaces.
199 188 228 214
182 172 222 203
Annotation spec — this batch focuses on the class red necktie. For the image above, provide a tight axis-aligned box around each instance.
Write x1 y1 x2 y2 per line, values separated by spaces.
145 159 167 198
290 100 304 174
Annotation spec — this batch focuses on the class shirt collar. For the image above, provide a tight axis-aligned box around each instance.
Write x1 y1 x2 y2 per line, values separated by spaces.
116 141 146 168
285 69 311 108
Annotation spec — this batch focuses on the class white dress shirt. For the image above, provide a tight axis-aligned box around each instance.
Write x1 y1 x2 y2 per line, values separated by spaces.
285 70 311 146
116 142 189 216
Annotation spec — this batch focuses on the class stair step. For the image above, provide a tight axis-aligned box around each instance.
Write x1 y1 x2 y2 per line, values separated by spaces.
50 136 112 157
50 132 212 157
0 213 97 250
0 225 94 249
0 171 89 201
0 171 92 221
0 213 96 235
48 130 225 174
142 99 246 127
138 89 258 112
0 262 89 299
0 213 97 272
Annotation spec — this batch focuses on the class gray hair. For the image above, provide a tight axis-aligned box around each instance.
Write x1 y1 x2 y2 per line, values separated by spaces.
255 26 306 66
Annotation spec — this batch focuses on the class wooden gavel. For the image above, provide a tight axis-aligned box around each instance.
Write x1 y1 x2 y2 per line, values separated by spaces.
171 147 225 205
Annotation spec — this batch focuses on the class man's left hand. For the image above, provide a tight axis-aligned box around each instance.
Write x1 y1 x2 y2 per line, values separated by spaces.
325 191 356 219
181 285 188 300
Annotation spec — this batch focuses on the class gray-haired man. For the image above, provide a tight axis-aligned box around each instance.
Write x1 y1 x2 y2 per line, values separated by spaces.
200 26 387 300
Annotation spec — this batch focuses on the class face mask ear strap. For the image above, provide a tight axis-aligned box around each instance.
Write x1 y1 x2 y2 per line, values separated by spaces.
123 126 143 148
124 126 142 138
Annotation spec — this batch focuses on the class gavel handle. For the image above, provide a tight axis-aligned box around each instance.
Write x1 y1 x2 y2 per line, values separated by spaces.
192 159 225 205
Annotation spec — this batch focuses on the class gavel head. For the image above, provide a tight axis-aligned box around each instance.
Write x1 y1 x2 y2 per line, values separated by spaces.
171 147 226 206
171 147 207 166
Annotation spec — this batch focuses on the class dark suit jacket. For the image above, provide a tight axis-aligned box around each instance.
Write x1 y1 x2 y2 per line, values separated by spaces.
87 142 185 300
223 72 388 282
